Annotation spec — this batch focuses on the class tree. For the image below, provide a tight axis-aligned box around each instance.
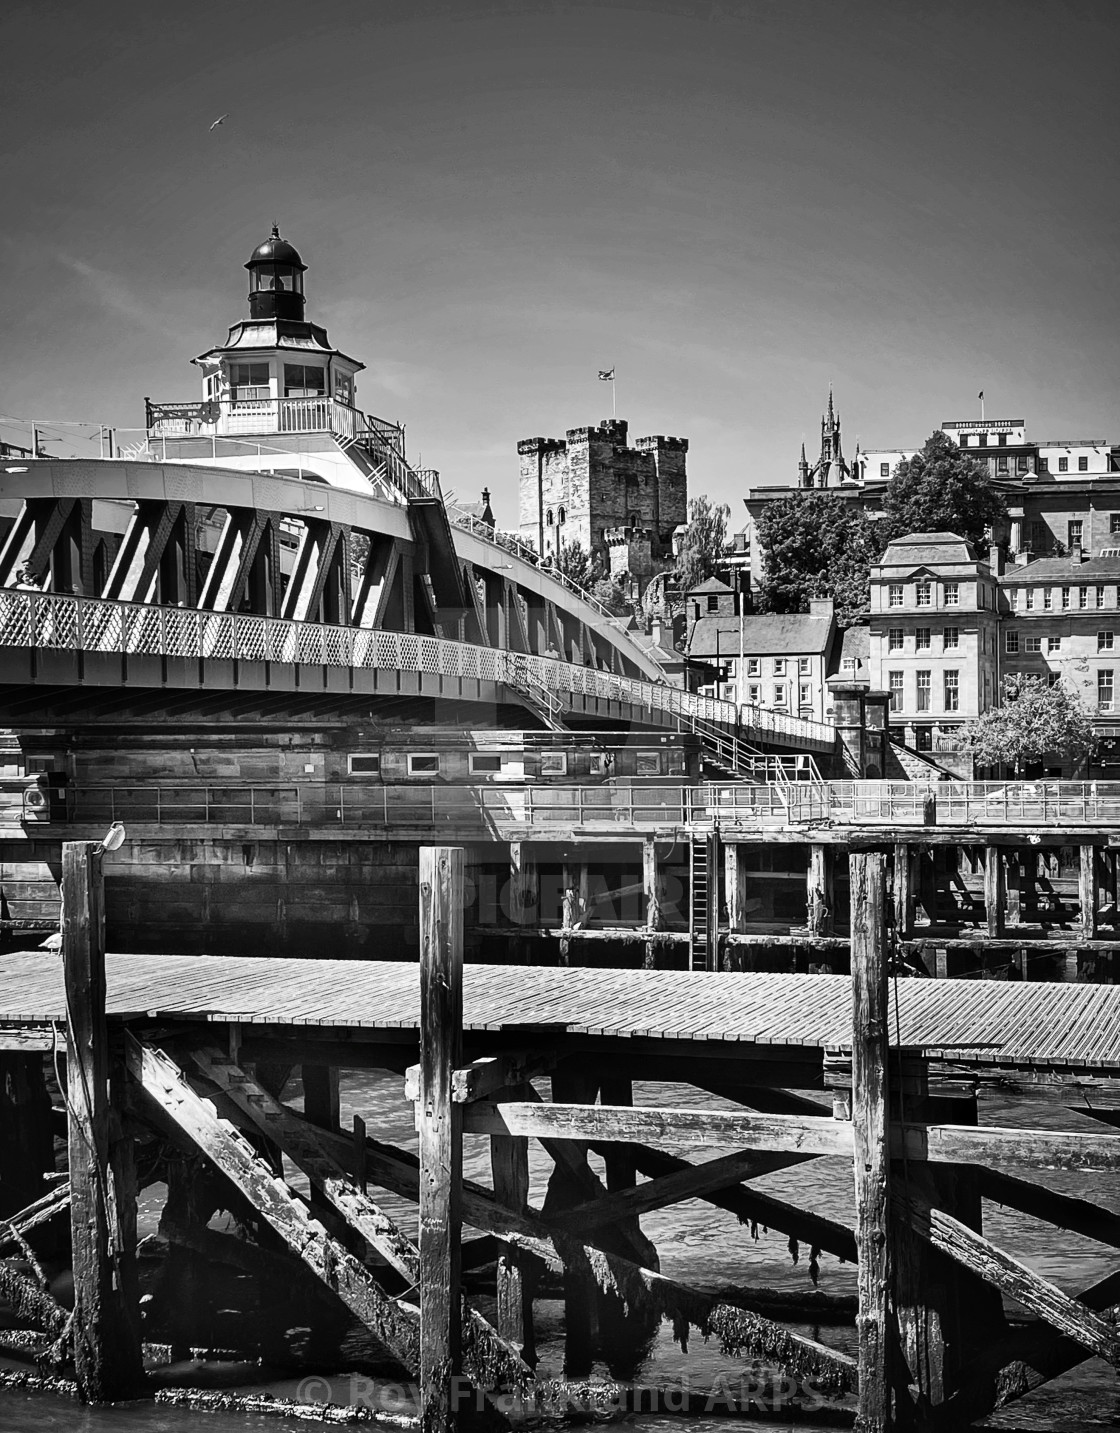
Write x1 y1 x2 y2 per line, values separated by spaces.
754 491 880 624
880 430 1007 548
673 495 731 593
548 538 595 588
962 675 1098 774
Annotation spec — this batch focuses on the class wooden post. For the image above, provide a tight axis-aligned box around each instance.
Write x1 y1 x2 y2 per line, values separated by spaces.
303 1065 340 1216
490 1122 535 1366
892 842 913 940
1080 843 1097 939
643 838 662 932
984 845 1005 939
1005 849 1021 928
62 840 144 1401
725 843 749 933
850 851 891 1432
418 846 464 1433
509 842 537 963
891 1068 1006 1421
544 1067 600 1374
0 1054 55 1227
807 844 834 936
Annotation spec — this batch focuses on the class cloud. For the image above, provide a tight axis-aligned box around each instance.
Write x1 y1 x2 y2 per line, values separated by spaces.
54 253 185 341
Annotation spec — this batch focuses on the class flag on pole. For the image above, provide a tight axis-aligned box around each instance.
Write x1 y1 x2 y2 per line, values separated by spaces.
598 369 615 381
977 390 984 400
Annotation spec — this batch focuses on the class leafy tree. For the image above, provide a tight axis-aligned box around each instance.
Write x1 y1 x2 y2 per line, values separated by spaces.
673 495 731 592
547 538 596 588
754 491 880 624
880 430 1007 547
588 575 634 617
962 675 1098 774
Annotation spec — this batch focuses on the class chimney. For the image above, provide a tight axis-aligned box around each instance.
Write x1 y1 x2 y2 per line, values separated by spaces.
988 543 1004 576
1072 543 1084 565
651 618 663 648
808 597 835 619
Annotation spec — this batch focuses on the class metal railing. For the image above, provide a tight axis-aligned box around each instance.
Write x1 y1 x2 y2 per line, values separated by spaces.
145 396 368 441
444 505 621 622
0 589 836 751
12 778 1120 837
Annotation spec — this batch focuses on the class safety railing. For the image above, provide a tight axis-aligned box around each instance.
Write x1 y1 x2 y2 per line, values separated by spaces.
13 778 1120 836
0 590 837 751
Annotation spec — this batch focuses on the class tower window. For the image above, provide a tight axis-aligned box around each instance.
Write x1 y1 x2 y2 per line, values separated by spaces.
284 364 325 398
230 362 269 400
255 266 296 292
557 506 566 524
546 510 554 526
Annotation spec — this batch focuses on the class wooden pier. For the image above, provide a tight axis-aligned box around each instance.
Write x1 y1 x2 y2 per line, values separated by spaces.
2 843 1120 1428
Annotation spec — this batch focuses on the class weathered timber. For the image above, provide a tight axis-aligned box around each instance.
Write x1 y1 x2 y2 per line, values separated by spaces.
550 1147 857 1263
1080 842 1097 938
892 842 913 940
0 1182 71 1253
940 1268 1120 1427
807 844 834 936
224 1103 857 1392
977 1165 1120 1248
984 844 1005 939
462 1103 855 1153
61 840 144 1402
464 1100 1120 1172
418 846 464 1433
490 1110 535 1367
126 1035 420 1370
192 1046 533 1393
850 850 890 1433
902 1198 1120 1364
405 1048 558 1105
544 1067 601 1375
302 1063 339 1218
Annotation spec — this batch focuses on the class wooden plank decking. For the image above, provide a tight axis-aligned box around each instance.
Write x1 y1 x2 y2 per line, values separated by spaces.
3 950 1120 1073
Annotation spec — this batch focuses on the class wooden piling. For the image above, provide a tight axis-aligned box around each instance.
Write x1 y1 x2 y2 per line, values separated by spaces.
725 842 750 933
807 843 834 936
418 846 465 1433
1081 843 1097 939
1005 849 1021 928
61 840 144 1402
509 842 537 964
850 850 891 1432
303 1065 339 1217
984 844 1005 939
490 1123 535 1366
891 842 912 940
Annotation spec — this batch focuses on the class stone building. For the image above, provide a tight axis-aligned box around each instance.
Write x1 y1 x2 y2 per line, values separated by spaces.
869 533 1000 753
517 418 687 575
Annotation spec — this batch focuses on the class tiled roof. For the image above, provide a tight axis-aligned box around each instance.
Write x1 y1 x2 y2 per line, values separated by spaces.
687 613 833 658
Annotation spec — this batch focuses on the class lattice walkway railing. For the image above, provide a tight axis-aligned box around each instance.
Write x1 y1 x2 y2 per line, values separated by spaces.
0 591 836 752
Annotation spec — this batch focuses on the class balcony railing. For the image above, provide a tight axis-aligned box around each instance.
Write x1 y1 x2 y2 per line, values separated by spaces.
145 396 369 441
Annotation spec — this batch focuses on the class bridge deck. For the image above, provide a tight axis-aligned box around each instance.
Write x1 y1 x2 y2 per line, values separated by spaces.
4 951 1120 1073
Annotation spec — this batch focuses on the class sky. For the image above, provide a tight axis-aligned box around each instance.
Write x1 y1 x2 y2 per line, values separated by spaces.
1 0 1117 528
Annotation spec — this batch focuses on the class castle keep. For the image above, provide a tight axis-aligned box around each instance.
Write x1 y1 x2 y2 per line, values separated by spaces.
517 418 687 574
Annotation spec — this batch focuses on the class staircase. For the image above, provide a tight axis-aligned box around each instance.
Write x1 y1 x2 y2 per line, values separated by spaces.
687 715 765 779
689 834 719 972
506 666 567 732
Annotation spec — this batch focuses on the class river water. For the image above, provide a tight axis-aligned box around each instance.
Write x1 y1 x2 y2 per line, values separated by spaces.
3 1068 1119 1432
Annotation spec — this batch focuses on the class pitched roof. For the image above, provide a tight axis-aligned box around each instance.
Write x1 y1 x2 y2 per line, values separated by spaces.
999 555 1120 584
687 613 834 658
687 576 734 595
830 625 870 680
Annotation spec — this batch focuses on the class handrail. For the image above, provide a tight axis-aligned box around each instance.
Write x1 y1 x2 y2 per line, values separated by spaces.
14 778 1120 836
444 504 620 621
0 589 836 751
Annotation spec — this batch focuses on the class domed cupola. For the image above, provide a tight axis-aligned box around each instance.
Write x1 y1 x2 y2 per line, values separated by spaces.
245 224 307 321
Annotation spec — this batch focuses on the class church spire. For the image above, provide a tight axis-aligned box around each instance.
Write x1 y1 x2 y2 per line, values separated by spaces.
798 440 810 487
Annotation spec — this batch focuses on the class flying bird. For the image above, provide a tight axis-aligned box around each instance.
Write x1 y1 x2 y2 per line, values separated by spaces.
209 113 229 131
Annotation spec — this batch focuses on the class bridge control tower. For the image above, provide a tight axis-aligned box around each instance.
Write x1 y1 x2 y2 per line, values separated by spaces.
144 226 424 498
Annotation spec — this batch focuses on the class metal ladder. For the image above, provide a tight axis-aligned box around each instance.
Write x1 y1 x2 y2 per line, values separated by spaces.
689 833 719 972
